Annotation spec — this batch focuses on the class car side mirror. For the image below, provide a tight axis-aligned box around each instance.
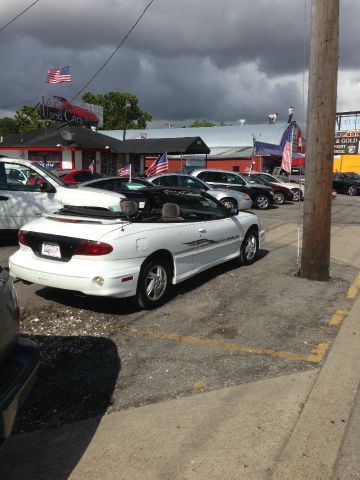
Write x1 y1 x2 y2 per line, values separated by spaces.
225 204 239 216
39 181 56 193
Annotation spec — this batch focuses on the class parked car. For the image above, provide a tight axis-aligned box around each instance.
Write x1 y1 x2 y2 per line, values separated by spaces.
81 176 156 206
0 158 127 230
0 266 40 444
248 172 304 201
243 173 294 205
57 169 102 185
9 187 265 309
146 173 253 210
332 172 360 196
190 169 274 209
81 176 153 193
272 166 305 185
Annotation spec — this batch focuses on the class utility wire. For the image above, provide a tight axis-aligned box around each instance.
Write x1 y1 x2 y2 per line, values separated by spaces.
0 0 40 34
71 0 156 101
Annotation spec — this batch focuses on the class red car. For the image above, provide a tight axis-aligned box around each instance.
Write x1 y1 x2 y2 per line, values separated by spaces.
58 169 102 185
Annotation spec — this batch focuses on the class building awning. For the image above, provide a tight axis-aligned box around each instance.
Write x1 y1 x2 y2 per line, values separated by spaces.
123 137 210 155
255 141 305 160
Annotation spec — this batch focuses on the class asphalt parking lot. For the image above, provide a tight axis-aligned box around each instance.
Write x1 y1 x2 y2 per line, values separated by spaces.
1 194 359 434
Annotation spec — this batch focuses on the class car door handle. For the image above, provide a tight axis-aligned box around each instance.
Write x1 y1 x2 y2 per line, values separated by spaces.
198 228 206 233
0 196 9 201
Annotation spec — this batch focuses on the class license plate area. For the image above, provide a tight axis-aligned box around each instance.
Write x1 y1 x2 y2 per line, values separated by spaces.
41 241 61 258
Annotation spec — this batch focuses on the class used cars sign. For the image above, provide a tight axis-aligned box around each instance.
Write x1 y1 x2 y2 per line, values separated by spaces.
40 96 103 128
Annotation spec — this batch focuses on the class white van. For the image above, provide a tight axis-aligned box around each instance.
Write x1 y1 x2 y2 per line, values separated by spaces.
0 158 125 230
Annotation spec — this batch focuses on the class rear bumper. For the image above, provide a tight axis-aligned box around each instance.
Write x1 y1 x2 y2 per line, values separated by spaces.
0 337 40 442
10 250 142 298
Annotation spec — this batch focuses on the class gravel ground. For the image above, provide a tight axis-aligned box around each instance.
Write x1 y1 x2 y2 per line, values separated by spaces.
4 196 359 434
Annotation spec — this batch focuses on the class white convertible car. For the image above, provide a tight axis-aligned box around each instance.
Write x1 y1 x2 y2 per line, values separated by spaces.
10 188 265 309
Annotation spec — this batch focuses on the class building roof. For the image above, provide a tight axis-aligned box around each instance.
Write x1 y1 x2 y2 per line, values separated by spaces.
0 126 210 155
122 137 210 155
0 125 123 151
103 123 305 149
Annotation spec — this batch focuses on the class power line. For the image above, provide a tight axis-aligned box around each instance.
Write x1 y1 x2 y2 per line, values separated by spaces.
0 0 40 34
71 0 156 101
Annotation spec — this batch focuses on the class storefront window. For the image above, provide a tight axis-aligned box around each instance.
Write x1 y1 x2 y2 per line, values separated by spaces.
28 151 62 170
82 151 96 170
100 152 120 176
129 154 141 176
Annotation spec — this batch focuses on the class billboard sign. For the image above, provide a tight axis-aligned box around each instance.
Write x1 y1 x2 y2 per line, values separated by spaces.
334 135 360 155
40 96 103 128
185 156 206 167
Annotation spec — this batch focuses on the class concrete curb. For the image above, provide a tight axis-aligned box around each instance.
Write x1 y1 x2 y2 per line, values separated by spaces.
271 293 360 479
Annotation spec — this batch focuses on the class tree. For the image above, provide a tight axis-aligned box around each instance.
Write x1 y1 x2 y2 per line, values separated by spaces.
0 117 18 136
14 105 53 133
191 120 216 128
81 92 152 130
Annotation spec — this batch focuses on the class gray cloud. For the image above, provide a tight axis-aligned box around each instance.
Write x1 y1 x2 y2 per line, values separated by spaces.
0 0 358 124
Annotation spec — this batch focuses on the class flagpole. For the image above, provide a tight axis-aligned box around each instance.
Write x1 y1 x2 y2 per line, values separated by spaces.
289 123 294 182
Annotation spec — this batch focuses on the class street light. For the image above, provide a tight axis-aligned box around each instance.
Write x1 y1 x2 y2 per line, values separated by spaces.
123 101 131 141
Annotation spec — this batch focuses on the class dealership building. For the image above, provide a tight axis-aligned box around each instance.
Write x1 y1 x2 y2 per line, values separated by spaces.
0 121 306 175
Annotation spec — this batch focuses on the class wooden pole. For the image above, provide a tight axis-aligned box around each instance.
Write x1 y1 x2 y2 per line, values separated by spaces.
300 0 339 281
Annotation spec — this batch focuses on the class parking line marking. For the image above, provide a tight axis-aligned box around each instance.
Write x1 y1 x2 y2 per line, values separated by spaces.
329 309 348 326
347 273 360 300
124 327 330 364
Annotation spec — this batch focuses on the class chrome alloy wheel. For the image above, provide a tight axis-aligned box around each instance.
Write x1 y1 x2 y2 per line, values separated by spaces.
144 264 168 301
291 188 301 201
255 195 270 209
243 233 257 261
348 185 357 196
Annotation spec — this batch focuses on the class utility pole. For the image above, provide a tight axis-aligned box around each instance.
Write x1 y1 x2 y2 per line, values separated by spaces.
300 0 339 281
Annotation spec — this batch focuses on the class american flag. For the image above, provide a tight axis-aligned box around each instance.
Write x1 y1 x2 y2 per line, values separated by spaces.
88 159 95 173
118 164 131 177
46 66 71 84
280 124 293 173
145 152 168 176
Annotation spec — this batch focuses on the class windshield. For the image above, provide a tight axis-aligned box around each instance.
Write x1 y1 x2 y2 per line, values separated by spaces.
344 173 360 180
32 162 67 186
245 174 269 186
257 173 280 184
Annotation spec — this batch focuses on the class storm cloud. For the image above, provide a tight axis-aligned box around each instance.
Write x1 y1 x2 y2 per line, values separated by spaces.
0 0 358 125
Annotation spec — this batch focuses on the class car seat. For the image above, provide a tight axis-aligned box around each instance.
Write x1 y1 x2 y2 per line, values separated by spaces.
161 203 184 221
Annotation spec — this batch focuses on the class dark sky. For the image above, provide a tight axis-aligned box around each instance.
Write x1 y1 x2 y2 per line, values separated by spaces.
0 0 357 126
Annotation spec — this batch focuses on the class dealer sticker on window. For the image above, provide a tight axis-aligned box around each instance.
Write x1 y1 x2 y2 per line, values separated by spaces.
41 242 61 258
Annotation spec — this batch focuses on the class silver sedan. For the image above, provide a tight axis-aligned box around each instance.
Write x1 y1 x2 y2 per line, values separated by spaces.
147 173 253 210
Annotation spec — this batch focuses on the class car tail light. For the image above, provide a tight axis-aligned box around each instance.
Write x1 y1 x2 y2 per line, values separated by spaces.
18 230 29 246
73 240 113 256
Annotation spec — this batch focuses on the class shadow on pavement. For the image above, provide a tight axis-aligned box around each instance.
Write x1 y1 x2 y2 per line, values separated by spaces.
32 249 270 315
0 335 120 480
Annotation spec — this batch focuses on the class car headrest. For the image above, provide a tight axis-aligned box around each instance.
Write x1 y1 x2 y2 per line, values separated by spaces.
162 202 181 220
121 200 138 216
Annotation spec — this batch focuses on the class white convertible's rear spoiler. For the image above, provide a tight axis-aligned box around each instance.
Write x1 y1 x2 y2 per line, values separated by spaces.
43 213 126 225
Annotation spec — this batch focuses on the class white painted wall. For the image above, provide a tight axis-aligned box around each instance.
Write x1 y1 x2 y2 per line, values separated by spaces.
62 149 73 169
0 149 26 159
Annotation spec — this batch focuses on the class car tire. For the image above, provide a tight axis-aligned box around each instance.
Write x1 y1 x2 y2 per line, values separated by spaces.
348 185 357 196
240 229 259 265
273 191 285 205
292 189 301 201
254 194 270 209
220 198 237 210
135 257 171 309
